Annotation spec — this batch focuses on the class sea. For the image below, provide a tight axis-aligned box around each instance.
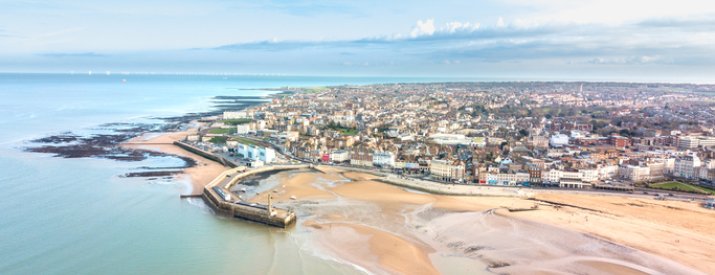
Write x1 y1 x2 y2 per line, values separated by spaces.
0 73 465 275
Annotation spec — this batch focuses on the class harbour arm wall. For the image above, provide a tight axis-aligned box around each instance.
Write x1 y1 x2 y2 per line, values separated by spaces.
202 164 311 228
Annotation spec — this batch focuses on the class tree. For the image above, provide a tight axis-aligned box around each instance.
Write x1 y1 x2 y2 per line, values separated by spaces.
619 129 632 137
518 129 529 138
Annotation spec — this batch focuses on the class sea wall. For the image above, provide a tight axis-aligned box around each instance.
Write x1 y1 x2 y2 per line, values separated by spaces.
221 164 312 190
325 165 534 198
378 175 535 198
202 164 310 228
173 141 238 167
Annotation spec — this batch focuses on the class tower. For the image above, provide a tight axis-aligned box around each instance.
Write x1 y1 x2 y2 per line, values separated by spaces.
268 194 275 217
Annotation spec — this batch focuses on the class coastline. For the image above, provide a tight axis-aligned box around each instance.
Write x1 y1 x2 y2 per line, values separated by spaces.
126 130 714 274
249 166 712 274
121 128 226 195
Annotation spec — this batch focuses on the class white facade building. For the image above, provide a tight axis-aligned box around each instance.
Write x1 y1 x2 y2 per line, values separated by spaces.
372 151 395 167
236 143 276 164
579 169 599 183
224 111 249 119
329 150 350 163
549 134 569 147
430 159 466 181
673 154 701 179
236 124 252 134
620 165 651 182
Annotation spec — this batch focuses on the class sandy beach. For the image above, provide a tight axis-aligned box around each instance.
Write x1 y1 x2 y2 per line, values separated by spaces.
247 166 713 274
121 129 226 195
132 133 714 274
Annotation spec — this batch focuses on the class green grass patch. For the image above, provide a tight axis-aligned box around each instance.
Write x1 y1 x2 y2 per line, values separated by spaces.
209 136 228 144
301 86 328 94
326 122 358 136
649 181 715 195
229 136 262 146
208 128 236 135
222 118 253 125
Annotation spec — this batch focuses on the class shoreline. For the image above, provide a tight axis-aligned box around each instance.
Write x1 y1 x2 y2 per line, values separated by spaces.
129 131 714 274
121 129 226 195
250 166 713 274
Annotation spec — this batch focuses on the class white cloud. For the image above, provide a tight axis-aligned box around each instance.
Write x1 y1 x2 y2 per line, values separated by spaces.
409 19 483 38
496 17 506 28
444 21 480 33
587 55 665 65
410 19 436 38
502 0 715 25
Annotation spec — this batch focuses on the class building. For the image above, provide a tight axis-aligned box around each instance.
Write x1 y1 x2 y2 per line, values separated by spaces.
543 169 562 183
372 151 395 167
646 160 667 181
560 171 586 188
677 136 715 150
609 135 631 148
620 165 651 183
430 159 466 182
673 154 701 179
236 124 252 134
224 111 249 119
530 136 549 149
350 148 373 167
527 166 542 184
329 150 350 163
486 172 530 186
598 165 619 180
236 143 276 164
549 134 569 147
579 169 599 183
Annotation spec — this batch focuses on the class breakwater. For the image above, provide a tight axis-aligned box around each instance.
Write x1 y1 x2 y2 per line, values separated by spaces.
202 164 311 228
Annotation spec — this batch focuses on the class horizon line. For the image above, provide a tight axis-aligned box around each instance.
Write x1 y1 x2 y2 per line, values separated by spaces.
1 71 714 85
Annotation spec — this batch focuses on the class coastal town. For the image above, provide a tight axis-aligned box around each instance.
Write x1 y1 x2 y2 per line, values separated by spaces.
183 82 715 201
20 80 715 274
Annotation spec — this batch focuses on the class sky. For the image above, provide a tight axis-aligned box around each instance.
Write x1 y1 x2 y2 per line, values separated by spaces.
1 0 715 82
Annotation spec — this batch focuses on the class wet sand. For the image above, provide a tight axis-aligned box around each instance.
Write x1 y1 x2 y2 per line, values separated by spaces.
121 130 226 195
252 167 711 274
125 133 714 275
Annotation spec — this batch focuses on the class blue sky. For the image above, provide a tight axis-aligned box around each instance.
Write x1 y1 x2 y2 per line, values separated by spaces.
1 0 715 82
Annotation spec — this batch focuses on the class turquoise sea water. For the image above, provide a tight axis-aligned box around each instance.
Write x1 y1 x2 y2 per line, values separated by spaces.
0 73 463 275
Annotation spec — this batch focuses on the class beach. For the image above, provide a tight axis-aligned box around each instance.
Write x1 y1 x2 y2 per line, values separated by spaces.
121 127 226 195
138 131 714 274
249 166 712 274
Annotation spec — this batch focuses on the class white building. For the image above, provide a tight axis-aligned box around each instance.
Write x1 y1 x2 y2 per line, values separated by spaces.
579 169 599 183
372 151 395 167
255 120 266 131
677 136 715 150
486 172 530 185
620 165 651 183
549 134 569 147
560 171 586 188
598 165 619 180
236 124 252 134
430 159 466 182
673 154 701 179
329 150 350 163
236 143 276 164
224 111 249 119
543 169 562 183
